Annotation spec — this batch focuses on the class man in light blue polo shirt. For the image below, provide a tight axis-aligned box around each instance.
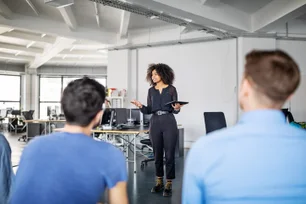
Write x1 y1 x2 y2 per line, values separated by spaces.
183 50 306 204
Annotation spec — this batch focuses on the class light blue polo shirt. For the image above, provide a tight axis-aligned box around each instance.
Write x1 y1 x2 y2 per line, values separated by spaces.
183 110 306 204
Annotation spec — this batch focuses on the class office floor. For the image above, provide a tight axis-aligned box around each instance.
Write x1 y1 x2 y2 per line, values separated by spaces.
4 132 186 204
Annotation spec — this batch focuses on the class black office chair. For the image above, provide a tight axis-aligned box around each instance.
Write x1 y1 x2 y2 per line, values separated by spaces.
204 112 227 134
281 108 295 123
140 138 154 170
18 110 35 142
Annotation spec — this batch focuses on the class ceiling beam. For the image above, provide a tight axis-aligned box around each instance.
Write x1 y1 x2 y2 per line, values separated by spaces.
58 6 78 30
0 26 12 34
200 0 220 8
28 37 75 69
0 42 43 54
0 14 117 44
0 52 34 61
119 11 131 39
52 56 107 61
128 0 250 32
94 2 101 27
46 59 107 66
252 0 306 32
60 49 107 56
1 30 56 44
0 0 12 19
24 0 39 16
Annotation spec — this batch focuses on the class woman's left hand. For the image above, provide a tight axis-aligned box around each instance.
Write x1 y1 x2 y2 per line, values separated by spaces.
172 103 183 111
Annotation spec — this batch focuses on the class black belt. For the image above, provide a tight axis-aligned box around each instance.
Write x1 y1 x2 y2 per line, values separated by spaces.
154 111 170 116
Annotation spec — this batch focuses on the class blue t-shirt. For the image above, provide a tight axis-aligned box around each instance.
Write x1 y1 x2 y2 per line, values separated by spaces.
10 132 127 204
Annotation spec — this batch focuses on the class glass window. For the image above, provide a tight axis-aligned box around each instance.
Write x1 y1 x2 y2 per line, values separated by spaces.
0 75 20 101
39 76 106 118
62 77 81 91
96 78 107 87
40 77 62 102
39 102 61 119
0 102 20 110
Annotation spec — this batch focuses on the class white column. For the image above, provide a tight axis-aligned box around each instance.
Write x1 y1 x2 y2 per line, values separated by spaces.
24 68 39 118
107 49 133 107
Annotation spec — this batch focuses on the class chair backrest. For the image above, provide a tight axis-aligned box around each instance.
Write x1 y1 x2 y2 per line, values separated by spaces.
281 108 295 123
204 112 227 134
22 110 35 120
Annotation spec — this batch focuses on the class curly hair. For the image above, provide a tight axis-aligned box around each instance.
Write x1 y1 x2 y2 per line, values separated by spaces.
146 63 175 85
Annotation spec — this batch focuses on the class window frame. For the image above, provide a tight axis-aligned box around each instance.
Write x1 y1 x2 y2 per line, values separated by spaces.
38 75 107 118
0 74 21 110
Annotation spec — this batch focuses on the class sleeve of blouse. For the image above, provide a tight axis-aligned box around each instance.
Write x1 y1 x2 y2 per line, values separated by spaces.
140 89 152 114
172 86 180 114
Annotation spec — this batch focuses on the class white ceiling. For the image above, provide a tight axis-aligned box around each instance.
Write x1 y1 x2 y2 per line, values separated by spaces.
220 0 274 14
0 0 306 70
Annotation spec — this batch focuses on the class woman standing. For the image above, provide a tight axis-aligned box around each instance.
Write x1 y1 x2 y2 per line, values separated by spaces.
132 63 183 197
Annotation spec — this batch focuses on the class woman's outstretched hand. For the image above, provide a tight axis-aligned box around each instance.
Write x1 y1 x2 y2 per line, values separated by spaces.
131 100 143 108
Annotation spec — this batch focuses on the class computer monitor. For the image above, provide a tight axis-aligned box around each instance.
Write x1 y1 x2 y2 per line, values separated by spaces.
131 109 141 124
114 108 128 125
47 106 51 117
55 106 60 115
101 108 112 125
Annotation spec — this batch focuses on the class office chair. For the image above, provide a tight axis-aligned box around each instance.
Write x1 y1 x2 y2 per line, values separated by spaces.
281 108 295 123
203 112 227 134
18 110 35 142
140 138 154 170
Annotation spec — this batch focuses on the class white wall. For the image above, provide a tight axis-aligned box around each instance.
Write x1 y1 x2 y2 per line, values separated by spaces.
136 39 238 147
103 37 306 147
276 40 306 122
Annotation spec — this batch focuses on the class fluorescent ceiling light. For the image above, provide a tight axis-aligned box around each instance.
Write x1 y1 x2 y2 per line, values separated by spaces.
150 15 159 20
26 41 35 48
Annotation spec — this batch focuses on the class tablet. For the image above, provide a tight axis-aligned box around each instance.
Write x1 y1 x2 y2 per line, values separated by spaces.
165 101 189 106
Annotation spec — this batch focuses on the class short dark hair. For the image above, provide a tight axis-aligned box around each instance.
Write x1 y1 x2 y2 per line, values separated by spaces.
146 63 175 85
245 49 300 103
61 77 106 127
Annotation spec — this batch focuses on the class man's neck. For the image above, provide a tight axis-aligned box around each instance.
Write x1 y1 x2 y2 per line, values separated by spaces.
63 124 92 136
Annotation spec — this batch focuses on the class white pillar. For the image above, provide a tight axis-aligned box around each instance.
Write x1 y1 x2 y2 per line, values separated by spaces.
25 68 39 119
107 49 133 107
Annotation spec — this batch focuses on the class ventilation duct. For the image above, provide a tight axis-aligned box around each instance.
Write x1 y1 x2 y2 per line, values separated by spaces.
89 0 235 38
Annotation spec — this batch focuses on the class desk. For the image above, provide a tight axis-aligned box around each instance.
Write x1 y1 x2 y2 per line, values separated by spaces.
54 126 184 173
24 119 65 141
92 127 149 174
54 127 149 173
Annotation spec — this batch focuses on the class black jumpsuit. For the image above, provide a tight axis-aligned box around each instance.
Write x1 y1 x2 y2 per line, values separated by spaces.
140 85 179 179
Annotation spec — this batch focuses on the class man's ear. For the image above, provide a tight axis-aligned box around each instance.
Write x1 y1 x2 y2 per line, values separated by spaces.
94 110 103 124
287 94 294 101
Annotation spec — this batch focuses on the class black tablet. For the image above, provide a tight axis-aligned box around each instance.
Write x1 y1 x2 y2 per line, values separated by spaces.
165 101 189 106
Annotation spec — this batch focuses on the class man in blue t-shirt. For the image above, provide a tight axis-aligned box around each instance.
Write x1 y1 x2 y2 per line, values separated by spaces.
10 77 128 204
